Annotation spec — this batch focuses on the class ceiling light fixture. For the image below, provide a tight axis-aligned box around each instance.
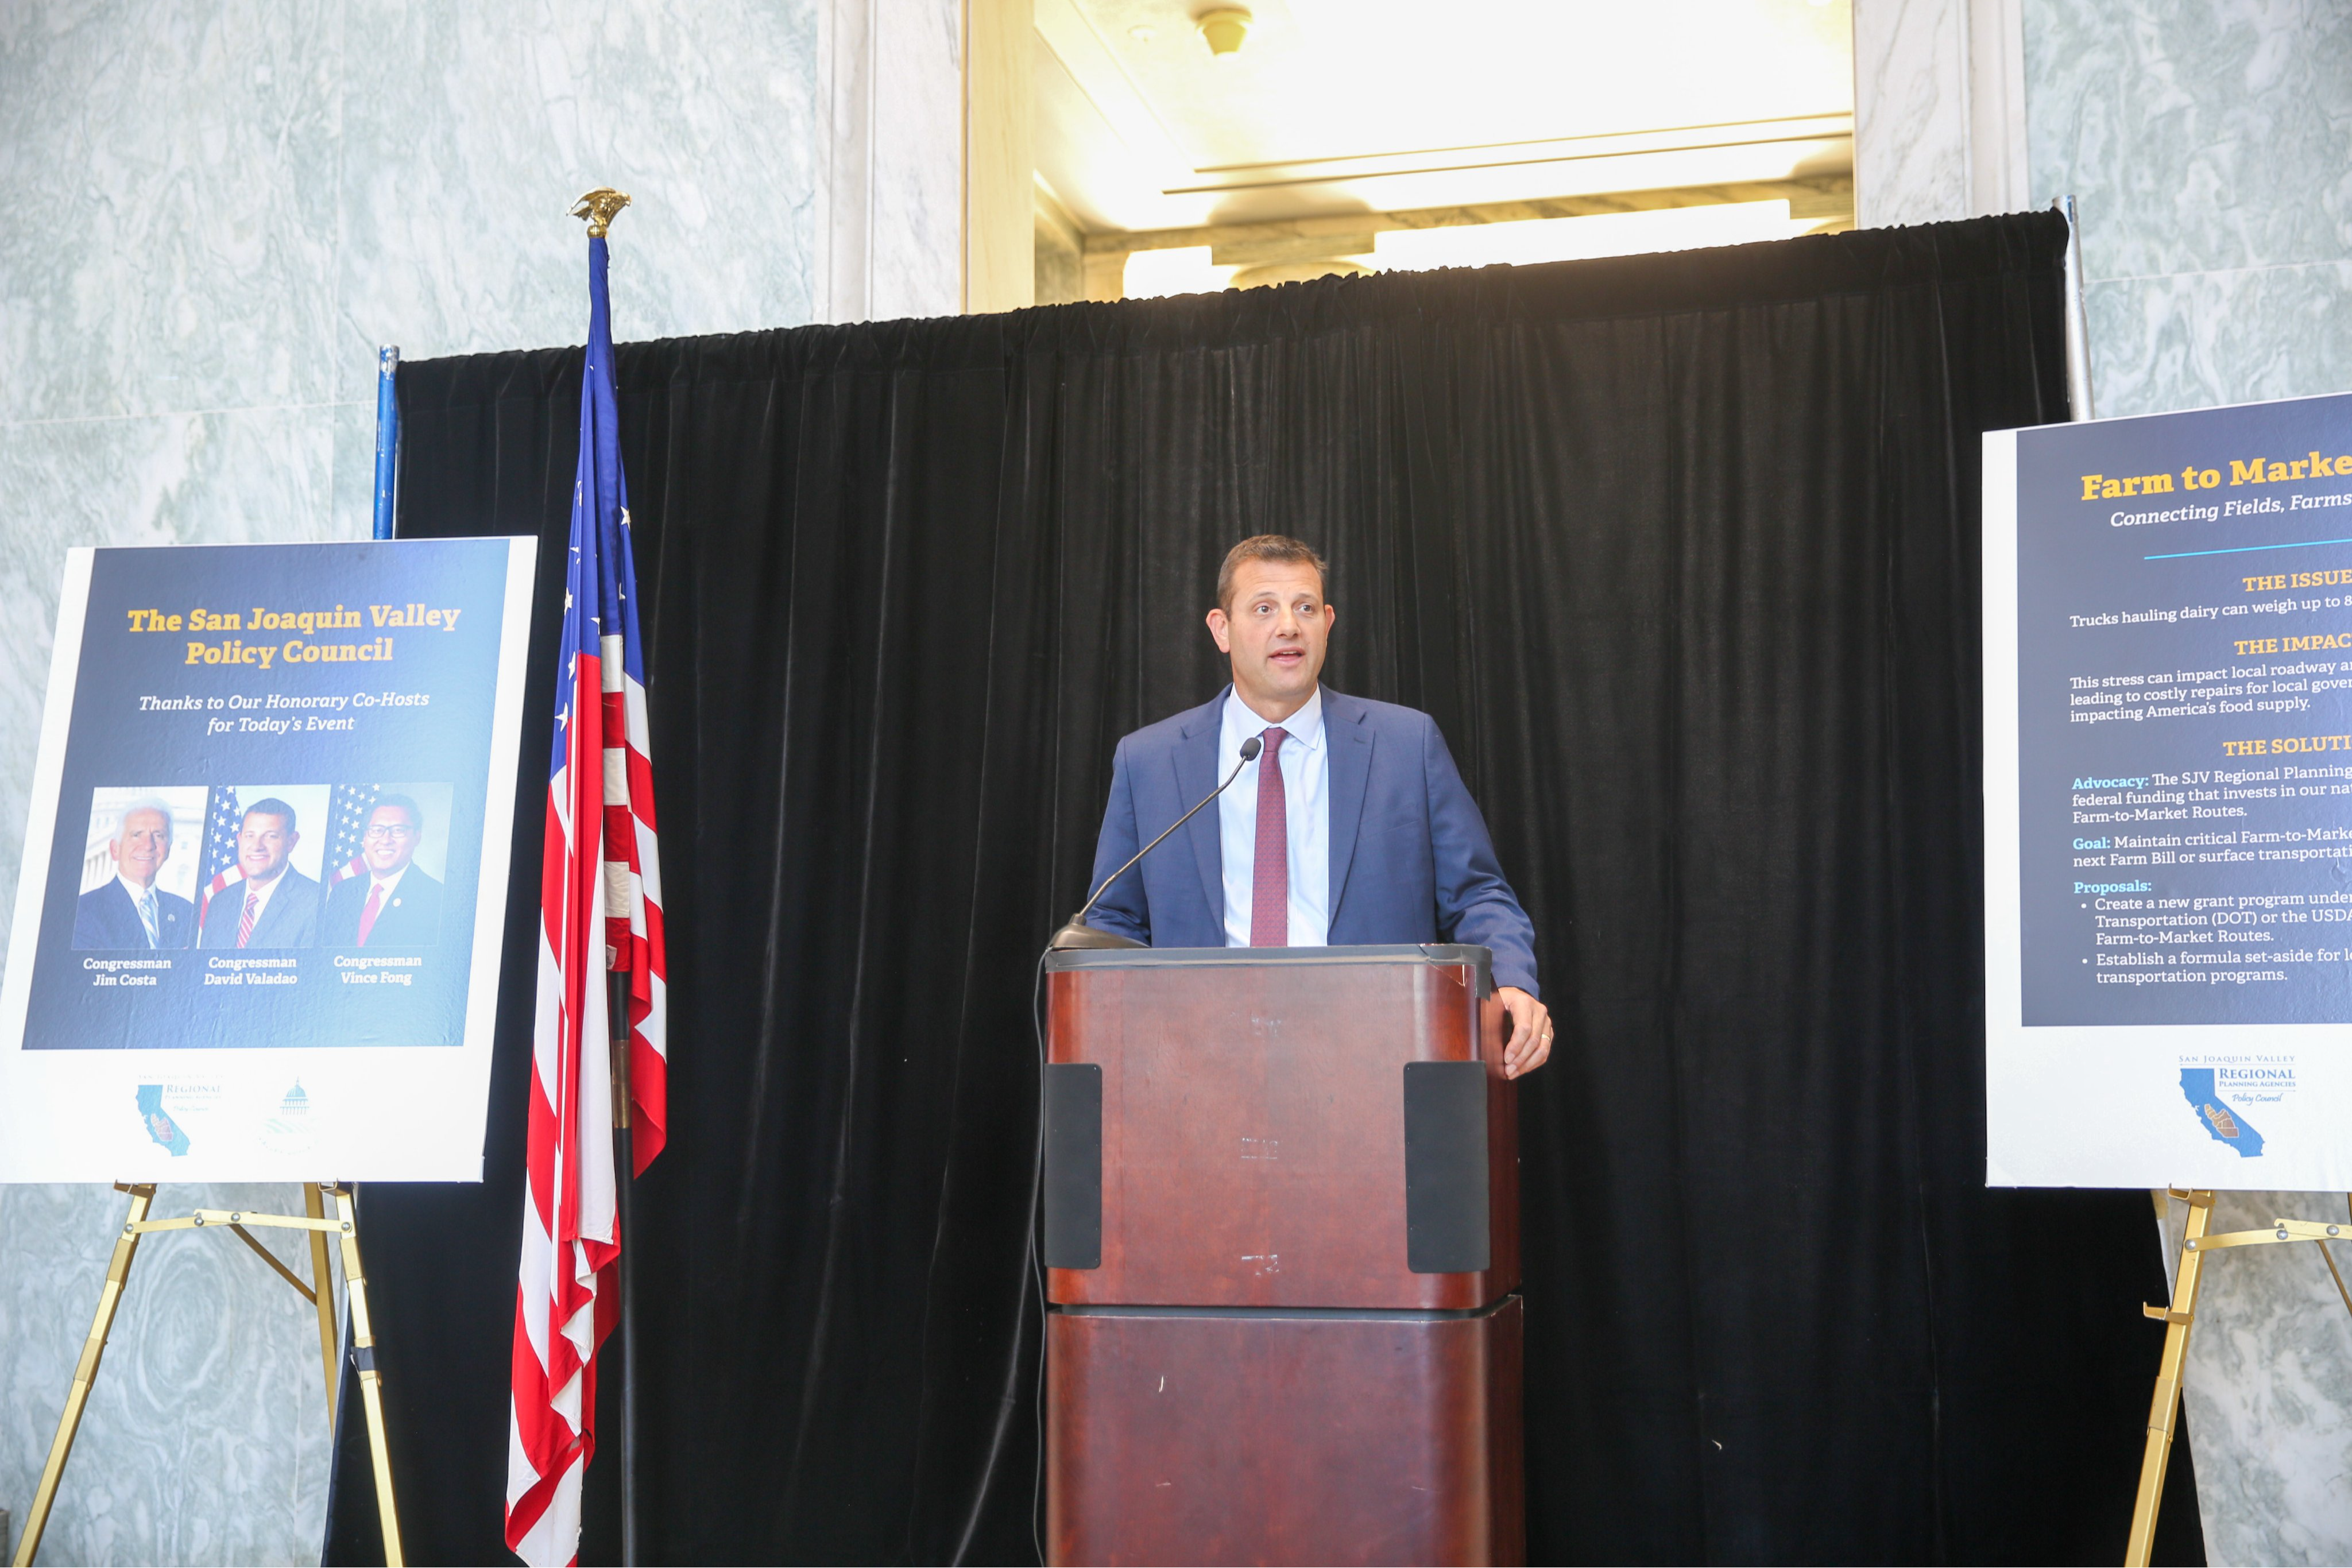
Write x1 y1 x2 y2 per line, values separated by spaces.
1195 7 1252 56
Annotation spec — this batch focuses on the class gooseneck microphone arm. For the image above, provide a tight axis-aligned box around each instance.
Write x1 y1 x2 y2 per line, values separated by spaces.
1049 735 1263 950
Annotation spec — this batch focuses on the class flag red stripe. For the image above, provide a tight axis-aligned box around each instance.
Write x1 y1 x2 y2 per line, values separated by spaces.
625 748 658 833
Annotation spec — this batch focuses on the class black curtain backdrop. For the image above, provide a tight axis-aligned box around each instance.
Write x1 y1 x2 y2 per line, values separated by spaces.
324 211 2205 1566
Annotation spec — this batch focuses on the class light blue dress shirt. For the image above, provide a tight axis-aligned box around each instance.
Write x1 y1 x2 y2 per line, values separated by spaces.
1216 684 1330 947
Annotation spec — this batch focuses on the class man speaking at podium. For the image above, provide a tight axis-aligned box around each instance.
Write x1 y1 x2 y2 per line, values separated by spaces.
1086 535 1553 1078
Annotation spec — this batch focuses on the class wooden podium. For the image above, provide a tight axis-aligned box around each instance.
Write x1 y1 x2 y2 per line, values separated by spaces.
1043 944 1523 1567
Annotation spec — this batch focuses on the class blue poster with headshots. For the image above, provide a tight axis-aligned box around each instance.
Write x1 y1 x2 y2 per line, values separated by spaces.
0 539 536 1182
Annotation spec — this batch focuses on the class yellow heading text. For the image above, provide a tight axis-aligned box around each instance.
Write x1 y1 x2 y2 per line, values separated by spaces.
2082 452 2352 500
125 602 462 672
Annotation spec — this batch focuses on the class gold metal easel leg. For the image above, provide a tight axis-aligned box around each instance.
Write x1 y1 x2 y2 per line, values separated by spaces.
331 1184 404 1567
2126 1188 2214 1567
305 1183 338 1426
13 1183 154 1568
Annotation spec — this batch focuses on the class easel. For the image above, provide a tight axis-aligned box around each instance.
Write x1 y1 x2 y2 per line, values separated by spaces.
11 1181 404 1567
2125 1187 2352 1566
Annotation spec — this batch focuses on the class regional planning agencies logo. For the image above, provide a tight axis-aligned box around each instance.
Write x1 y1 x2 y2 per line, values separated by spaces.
131 1079 226 1158
135 1082 191 1156
2177 1058 2297 1157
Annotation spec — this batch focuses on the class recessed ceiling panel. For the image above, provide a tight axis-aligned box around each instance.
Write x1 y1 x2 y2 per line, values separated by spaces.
1069 0 1851 175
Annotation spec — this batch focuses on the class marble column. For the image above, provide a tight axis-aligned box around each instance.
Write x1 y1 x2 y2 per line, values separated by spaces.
815 0 965 323
1852 0 2030 227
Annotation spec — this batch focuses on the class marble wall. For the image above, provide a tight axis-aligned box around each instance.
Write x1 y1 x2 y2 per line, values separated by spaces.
0 2 960 1563
2024 5 2352 1562
2026 0 2352 421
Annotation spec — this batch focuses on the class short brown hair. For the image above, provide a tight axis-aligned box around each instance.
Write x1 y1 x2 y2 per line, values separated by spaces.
1215 535 1328 610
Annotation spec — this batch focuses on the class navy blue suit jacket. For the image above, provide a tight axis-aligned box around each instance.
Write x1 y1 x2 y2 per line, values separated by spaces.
322 866 443 947
198 867 320 949
73 879 194 950
1086 687 1539 996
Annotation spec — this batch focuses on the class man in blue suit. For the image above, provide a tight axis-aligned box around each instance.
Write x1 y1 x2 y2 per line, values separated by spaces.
198 798 320 949
1088 535 1553 1078
74 799 195 950
320 795 444 947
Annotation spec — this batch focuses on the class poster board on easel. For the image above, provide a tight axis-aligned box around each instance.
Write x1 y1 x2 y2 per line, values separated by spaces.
0 539 536 1566
1983 391 2352 1562
0 539 535 1179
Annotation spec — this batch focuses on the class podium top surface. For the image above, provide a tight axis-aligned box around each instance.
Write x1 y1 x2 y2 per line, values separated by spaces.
1045 943 1492 996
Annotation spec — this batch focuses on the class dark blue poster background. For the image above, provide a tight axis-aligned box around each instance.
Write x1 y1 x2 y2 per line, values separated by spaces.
26 540 514 1049
2017 392 2352 1024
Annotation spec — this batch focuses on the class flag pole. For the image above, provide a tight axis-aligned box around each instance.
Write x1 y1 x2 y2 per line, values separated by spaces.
610 971 637 1568
371 346 400 540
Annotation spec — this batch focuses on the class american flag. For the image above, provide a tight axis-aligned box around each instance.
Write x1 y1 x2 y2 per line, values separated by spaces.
325 784 382 886
195 786 245 922
505 224 670 1568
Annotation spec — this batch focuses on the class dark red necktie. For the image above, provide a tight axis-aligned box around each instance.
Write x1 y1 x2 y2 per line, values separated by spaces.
1250 727 1290 946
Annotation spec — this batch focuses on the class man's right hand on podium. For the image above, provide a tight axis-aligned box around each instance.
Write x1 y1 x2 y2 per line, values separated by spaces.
1498 985 1552 1078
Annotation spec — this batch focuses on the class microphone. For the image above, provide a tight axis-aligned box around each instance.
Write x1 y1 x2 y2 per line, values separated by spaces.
1048 735 1264 950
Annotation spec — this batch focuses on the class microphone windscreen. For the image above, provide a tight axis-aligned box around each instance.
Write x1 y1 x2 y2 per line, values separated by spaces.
1240 735 1264 761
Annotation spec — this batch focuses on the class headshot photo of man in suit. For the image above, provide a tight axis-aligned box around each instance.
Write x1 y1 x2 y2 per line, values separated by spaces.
72 796 195 950
1086 535 1554 1078
198 797 319 949
322 793 443 947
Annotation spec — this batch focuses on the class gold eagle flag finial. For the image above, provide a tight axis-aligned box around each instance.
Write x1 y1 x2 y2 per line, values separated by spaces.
570 187 632 238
